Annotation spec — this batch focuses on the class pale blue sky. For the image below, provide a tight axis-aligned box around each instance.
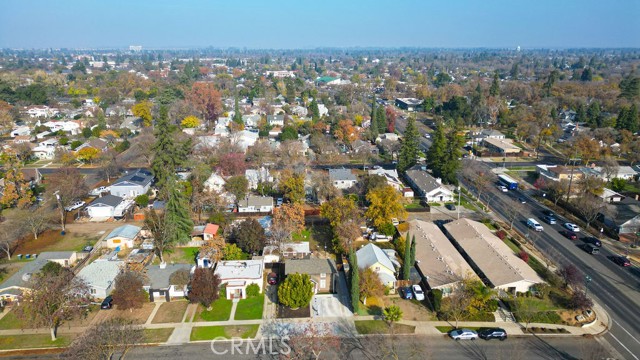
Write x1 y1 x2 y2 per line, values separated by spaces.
0 0 638 49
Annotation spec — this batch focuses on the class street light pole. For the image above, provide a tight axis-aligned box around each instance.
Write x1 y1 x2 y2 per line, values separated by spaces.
585 275 592 296
457 186 461 220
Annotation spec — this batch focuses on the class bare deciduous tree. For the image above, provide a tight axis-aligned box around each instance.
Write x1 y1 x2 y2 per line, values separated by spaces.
62 317 143 360
45 168 89 232
15 207 54 240
574 195 606 231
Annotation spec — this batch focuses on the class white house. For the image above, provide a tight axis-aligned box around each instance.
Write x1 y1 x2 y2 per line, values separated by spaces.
329 168 357 190
238 196 273 213
245 167 272 190
25 105 59 118
368 167 404 191
204 172 226 192
42 120 81 135
231 130 259 151
242 114 261 128
143 263 191 302
405 166 454 202
10 126 31 137
103 224 141 249
77 259 123 299
110 169 153 199
85 195 132 220
267 115 284 127
214 260 264 299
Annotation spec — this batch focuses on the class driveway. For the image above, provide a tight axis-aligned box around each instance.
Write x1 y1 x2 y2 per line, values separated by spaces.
311 271 353 318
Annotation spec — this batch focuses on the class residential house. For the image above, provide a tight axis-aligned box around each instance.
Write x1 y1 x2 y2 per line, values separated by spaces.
238 196 274 213
42 120 81 135
356 244 397 289
103 224 141 249
76 138 108 153
329 168 357 190
536 165 584 182
77 258 123 299
284 258 337 294
204 172 226 192
443 219 544 294
395 98 423 112
279 242 311 259
291 106 308 117
86 195 133 219
317 104 328 117
408 220 478 295
230 130 259 151
600 188 624 203
110 169 153 199
0 252 78 302
25 105 59 118
214 260 264 299
479 129 506 140
21 168 43 187
105 106 126 117
368 167 404 191
143 263 192 302
32 138 59 160
191 223 220 241
404 166 454 202
245 167 272 190
242 114 261 128
267 115 284 127
375 133 400 142
10 126 31 137
482 138 521 155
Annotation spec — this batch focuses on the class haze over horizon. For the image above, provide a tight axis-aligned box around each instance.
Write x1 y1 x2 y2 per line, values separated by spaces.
1 0 639 49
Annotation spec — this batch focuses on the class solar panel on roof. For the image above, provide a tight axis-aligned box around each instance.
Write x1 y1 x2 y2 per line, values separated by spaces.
130 176 145 182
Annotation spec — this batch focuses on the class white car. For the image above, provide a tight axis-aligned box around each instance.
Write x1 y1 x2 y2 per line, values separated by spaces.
449 329 479 340
564 223 580 232
391 218 399 226
89 186 110 196
412 285 425 301
64 200 85 212
498 185 508 192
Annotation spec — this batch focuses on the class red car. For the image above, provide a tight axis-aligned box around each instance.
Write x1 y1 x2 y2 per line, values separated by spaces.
267 272 278 285
560 230 578 240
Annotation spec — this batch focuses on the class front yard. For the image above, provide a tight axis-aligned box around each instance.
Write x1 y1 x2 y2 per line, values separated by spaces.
92 302 156 324
194 298 233 322
14 230 101 254
355 320 415 335
234 294 264 320
151 300 189 324
190 325 260 341
0 334 74 350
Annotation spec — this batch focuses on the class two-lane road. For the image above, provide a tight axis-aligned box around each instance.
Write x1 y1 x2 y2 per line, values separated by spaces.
468 175 640 359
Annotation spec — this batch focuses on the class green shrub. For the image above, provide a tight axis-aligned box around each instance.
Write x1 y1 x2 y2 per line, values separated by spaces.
246 283 260 298
430 289 442 312
378 223 396 236
135 194 149 207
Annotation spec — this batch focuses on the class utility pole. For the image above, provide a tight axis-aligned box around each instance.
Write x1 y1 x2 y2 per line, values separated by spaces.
457 186 461 220
565 150 581 203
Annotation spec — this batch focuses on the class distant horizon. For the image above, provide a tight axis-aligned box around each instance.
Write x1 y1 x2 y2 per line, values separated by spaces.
1 0 638 49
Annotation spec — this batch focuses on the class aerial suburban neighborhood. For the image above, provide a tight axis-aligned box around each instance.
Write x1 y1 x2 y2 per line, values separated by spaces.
0 2 639 359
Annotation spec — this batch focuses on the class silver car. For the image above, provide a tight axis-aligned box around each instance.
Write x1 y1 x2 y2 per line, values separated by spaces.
449 329 479 340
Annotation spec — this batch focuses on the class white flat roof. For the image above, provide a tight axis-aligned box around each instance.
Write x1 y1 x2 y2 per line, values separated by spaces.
214 260 263 281
408 220 478 289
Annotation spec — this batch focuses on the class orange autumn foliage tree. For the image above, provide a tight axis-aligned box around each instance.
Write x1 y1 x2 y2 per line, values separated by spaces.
186 82 222 124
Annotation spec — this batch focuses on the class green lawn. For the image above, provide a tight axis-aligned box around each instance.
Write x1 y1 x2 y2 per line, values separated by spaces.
291 229 311 242
190 325 260 341
177 247 200 263
0 310 23 329
0 334 74 350
195 298 233 322
503 237 521 253
234 295 264 320
143 328 174 343
355 320 415 335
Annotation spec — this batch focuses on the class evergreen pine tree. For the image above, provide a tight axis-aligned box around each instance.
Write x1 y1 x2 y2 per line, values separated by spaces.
310 99 320 122
398 116 420 172
410 235 416 267
350 248 360 313
403 232 411 280
575 104 587 124
426 123 447 176
233 97 243 125
164 177 194 247
627 104 639 133
489 71 500 97
376 106 387 134
586 102 601 128
441 130 464 185
151 106 181 194
370 97 378 138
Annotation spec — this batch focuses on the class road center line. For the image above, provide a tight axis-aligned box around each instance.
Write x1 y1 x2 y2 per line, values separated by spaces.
612 319 640 346
608 333 639 360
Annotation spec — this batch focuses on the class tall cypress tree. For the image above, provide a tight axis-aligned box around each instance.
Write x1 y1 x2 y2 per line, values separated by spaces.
350 248 360 313
426 123 447 176
370 97 378 138
489 71 500 97
398 116 420 172
403 232 411 280
151 106 180 195
233 97 243 125
164 176 194 248
410 235 416 267
376 106 387 134
310 98 320 122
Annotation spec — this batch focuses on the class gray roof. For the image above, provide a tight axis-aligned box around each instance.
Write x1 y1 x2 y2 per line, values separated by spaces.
241 195 273 208
88 194 123 208
144 264 192 289
0 252 76 294
113 169 153 187
105 224 141 241
285 258 337 275
356 244 395 272
77 260 123 292
329 168 356 182
405 167 446 193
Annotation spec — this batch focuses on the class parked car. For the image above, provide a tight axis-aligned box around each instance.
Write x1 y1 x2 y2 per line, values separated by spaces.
449 328 478 340
497 185 508 192
583 237 602 247
391 218 399 226
89 186 109 196
267 272 278 285
542 215 557 225
399 287 413 300
412 285 425 301
100 296 113 310
276 198 283 206
564 223 580 232
518 197 527 204
560 230 578 240
582 244 600 255
612 256 631 267
542 210 557 218
526 218 544 232
478 328 507 341
445 203 456 211
64 200 85 212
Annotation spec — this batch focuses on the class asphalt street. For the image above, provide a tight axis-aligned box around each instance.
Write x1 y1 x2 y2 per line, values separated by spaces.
0 335 613 360
462 169 640 360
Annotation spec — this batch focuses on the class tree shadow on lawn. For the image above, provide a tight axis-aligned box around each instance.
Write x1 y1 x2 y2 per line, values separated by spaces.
277 304 310 319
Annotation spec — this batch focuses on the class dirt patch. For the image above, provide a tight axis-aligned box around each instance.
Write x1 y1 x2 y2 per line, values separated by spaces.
151 301 189 324
558 309 594 326
277 304 310 319
388 297 436 321
91 302 155 325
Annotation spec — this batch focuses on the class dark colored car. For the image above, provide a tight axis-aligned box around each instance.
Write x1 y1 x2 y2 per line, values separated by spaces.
612 256 631 267
267 272 278 285
542 215 557 225
478 328 507 341
583 237 602 247
560 230 578 240
399 287 414 300
445 204 456 211
100 296 113 310
542 210 556 218
582 244 600 255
